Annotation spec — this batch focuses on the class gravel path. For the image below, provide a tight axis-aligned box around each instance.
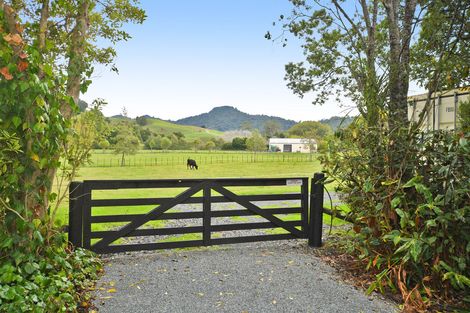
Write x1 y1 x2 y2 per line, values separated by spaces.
92 241 397 313
91 195 397 312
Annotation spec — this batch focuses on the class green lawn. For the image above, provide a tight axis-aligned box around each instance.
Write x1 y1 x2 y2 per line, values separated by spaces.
87 150 317 168
143 118 223 141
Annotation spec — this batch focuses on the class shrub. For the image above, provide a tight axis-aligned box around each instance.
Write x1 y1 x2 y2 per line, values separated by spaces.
320 121 470 310
0 218 102 312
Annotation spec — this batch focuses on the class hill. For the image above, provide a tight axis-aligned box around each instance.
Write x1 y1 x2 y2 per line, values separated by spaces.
108 116 223 141
175 106 297 132
319 116 355 131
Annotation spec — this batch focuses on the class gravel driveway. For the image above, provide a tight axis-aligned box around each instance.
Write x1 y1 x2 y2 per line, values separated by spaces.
91 197 397 313
92 244 397 313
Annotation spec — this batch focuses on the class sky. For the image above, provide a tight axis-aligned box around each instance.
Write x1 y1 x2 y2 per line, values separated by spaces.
80 0 348 121
81 0 421 122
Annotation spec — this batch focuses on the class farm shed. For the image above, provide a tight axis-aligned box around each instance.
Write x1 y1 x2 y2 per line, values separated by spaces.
268 138 317 153
408 86 470 131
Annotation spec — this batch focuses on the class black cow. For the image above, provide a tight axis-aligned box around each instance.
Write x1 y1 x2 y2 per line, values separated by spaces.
187 158 198 170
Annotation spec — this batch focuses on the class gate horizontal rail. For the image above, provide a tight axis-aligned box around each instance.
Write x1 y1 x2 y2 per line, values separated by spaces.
68 175 326 254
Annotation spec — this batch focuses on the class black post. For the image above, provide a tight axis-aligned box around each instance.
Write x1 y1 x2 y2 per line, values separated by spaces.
68 181 84 247
300 178 309 238
82 183 92 249
203 184 211 246
309 173 325 247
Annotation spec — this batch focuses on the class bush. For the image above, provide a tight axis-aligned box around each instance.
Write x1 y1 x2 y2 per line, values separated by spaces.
0 219 102 312
320 121 470 309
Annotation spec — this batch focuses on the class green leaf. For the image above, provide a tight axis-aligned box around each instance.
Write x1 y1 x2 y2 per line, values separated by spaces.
12 116 21 128
403 176 421 188
391 197 401 209
24 263 37 275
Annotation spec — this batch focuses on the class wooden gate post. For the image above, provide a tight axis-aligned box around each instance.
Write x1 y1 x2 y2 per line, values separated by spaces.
309 173 325 247
68 181 84 248
203 184 211 246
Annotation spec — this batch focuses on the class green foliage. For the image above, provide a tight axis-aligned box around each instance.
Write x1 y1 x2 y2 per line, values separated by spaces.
318 116 354 131
113 123 141 166
176 106 296 132
145 135 161 150
246 132 267 152
0 14 71 220
204 141 216 151
0 220 102 312
321 122 470 307
288 121 332 140
135 115 148 126
410 1 470 89
1 1 145 310
160 137 172 150
263 120 282 138
459 100 470 133
231 137 248 150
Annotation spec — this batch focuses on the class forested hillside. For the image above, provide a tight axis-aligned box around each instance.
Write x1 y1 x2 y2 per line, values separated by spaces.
175 106 297 131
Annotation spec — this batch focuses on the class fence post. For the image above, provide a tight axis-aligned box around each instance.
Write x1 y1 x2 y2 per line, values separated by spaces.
309 172 325 247
68 181 84 248
203 184 211 246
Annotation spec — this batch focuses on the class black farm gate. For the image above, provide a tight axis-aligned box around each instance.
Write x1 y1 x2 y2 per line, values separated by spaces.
68 174 326 254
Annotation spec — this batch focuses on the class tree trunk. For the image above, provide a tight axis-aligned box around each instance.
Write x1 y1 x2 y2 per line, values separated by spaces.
384 0 417 130
42 0 90 218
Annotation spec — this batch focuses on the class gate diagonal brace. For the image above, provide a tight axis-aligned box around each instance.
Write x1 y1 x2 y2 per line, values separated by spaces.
93 180 209 249
211 184 303 238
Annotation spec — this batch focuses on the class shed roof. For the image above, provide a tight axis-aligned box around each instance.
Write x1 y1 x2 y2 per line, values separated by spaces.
268 138 316 144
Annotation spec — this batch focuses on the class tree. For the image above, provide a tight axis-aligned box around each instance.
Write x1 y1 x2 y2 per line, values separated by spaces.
231 137 247 150
0 0 145 219
113 124 141 166
205 141 216 151
146 136 160 150
270 1 470 307
263 120 282 138
160 137 172 151
139 128 153 143
288 121 332 141
246 132 267 152
52 100 108 221
99 139 110 151
136 116 148 126
192 139 201 151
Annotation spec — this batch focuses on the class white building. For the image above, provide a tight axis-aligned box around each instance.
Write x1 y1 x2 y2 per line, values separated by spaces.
268 138 317 153
408 86 470 131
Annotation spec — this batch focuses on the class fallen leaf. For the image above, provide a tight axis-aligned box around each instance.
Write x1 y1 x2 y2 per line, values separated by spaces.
107 288 116 293
197 292 204 297
31 154 39 162
272 300 277 304
18 52 28 59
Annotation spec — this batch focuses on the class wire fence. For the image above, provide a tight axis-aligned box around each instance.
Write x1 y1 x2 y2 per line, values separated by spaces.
86 152 317 167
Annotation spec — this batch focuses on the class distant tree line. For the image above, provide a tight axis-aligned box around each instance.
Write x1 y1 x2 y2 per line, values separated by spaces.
90 114 334 158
